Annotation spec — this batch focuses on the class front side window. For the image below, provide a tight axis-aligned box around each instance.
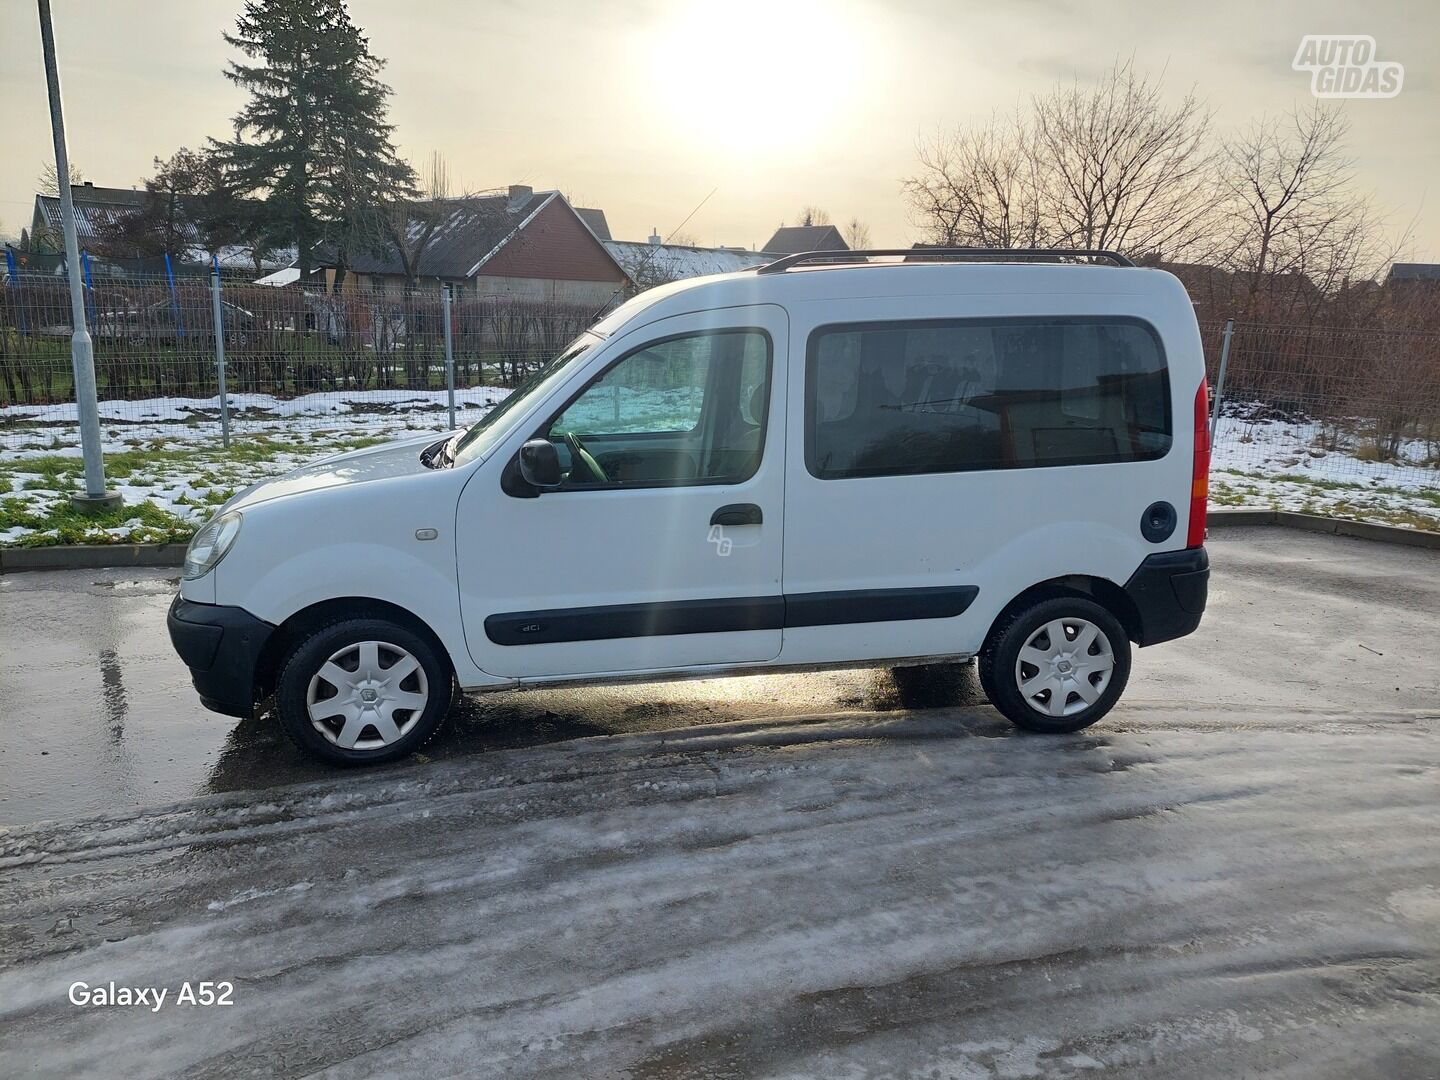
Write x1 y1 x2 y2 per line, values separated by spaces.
544 329 771 487
806 317 1170 479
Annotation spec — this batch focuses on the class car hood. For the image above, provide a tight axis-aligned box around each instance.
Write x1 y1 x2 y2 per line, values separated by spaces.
223 433 450 512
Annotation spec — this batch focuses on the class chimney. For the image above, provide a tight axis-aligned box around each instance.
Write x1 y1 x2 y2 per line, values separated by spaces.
82 181 94 188
508 184 533 208
649 229 662 246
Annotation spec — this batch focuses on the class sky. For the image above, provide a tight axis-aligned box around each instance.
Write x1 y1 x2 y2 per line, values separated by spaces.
1 0 1437 263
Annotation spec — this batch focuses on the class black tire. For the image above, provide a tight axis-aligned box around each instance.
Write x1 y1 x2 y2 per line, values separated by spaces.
275 617 453 765
976 652 998 704
980 596 1130 734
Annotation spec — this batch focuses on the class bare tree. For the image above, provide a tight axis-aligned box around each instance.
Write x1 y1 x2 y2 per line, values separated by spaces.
30 161 89 250
1030 61 1216 257
904 60 1216 259
903 121 1043 248
373 154 511 287
797 206 831 227
1216 104 1390 318
843 217 872 249
37 160 85 195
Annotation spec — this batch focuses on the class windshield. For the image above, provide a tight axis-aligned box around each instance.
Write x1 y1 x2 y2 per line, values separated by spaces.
450 332 602 466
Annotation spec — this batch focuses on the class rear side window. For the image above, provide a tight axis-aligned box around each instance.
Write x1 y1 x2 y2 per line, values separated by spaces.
806 317 1170 479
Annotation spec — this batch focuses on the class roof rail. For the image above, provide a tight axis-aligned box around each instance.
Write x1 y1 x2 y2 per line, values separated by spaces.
755 247 1135 274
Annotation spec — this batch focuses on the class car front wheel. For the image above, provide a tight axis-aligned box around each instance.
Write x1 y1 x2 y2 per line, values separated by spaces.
980 597 1130 734
275 617 452 765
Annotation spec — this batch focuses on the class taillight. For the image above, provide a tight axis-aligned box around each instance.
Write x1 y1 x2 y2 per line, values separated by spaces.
1187 380 1210 548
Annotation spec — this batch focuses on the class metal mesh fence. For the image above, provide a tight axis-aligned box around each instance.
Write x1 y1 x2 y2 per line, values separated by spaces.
0 274 596 456
1199 320 1440 500
2 277 1437 514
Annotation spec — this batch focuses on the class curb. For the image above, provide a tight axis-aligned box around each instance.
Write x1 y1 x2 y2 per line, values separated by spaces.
0 543 188 574
1208 508 1440 550
1 512 1436 573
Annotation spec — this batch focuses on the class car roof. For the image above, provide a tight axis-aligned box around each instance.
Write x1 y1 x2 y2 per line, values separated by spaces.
595 260 1187 336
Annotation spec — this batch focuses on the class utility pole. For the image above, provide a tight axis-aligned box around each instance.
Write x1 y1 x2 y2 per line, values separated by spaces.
38 0 119 511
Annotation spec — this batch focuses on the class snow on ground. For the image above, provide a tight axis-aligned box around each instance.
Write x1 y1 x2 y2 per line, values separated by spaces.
1 391 1437 545
1211 408 1437 490
1209 408 1440 528
0 387 514 546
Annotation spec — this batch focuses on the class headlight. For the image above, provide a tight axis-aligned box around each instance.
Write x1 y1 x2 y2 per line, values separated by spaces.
183 511 243 580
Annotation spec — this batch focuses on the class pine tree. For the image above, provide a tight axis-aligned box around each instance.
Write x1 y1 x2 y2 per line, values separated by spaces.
213 0 416 277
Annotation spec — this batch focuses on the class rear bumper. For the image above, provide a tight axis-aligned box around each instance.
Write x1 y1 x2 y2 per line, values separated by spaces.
167 596 275 717
1123 547 1209 646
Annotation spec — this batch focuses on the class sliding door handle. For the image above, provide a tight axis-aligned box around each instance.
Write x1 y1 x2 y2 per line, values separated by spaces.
711 503 762 527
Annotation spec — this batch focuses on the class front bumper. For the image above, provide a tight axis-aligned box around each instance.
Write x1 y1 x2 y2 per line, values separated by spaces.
1122 547 1209 646
167 596 275 717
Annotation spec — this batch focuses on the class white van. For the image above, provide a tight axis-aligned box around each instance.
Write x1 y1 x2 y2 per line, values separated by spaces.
169 250 1211 765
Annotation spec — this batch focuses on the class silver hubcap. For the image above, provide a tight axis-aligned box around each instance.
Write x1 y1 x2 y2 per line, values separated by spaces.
306 640 429 751
1015 617 1115 718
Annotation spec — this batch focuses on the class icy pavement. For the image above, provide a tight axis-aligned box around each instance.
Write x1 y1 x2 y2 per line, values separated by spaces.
1 705 1437 1078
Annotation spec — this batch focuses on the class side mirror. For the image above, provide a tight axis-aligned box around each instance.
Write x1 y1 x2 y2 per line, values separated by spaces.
518 438 562 490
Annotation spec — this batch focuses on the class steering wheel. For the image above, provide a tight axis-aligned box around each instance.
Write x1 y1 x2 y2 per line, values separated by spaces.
562 431 608 484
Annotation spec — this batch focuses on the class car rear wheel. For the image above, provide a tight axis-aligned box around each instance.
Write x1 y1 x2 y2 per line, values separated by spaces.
275 617 452 765
981 597 1130 734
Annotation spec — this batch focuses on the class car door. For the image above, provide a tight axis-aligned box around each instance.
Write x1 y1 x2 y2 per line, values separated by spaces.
457 305 787 681
779 298 1186 667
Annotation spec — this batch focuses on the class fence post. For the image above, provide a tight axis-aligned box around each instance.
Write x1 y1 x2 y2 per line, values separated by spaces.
5 248 28 333
211 257 230 448
1210 318 1234 446
442 285 456 430
165 252 184 340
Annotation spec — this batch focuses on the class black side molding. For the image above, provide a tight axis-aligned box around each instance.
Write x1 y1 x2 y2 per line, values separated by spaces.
484 585 980 646
1122 547 1209 647
785 586 978 628
485 596 785 646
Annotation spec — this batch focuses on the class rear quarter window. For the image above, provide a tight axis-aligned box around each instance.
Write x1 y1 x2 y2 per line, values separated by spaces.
805 316 1171 479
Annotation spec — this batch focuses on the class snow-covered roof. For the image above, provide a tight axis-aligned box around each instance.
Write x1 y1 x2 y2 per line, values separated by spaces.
254 267 302 287
603 240 772 283
206 245 297 273
33 185 294 272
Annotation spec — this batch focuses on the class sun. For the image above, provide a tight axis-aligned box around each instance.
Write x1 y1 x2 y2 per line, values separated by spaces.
647 0 864 153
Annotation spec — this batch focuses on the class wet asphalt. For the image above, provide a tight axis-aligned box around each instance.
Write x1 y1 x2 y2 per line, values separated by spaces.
0 526 1435 827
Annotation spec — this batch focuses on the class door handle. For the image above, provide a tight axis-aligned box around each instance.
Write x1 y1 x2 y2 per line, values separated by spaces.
711 503 762 527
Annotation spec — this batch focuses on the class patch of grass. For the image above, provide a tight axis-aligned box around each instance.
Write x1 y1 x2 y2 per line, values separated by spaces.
0 497 48 529
1208 478 1245 506
1210 468 1440 532
6 497 193 548
1322 501 1440 531
0 455 84 491
1264 472 1440 508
